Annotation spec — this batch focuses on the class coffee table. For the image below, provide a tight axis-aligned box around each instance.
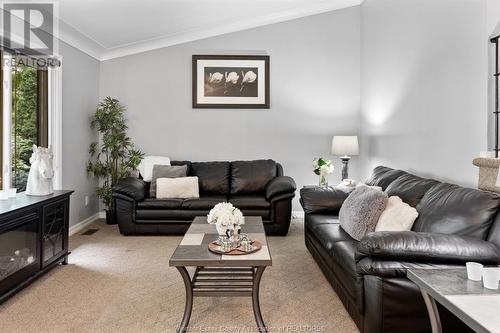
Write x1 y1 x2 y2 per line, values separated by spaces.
408 268 500 333
169 216 272 333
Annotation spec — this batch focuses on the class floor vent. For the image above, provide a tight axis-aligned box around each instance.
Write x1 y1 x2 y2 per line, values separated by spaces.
81 228 99 235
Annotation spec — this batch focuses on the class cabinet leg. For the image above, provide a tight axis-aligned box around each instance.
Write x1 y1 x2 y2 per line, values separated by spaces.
62 256 68 265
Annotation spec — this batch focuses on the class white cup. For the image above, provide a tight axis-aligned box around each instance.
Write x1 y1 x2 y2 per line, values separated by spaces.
466 262 483 281
483 269 500 290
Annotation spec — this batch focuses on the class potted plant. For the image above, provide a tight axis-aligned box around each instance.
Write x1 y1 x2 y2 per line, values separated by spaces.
87 97 143 224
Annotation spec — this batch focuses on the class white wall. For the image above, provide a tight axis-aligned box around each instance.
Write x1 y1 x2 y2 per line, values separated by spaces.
360 0 488 187
60 41 100 226
100 8 361 210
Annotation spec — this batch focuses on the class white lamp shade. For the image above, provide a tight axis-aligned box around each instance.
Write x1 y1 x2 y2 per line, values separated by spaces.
332 136 359 156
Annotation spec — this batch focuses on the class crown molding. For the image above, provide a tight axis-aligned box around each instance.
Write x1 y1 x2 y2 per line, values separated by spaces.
57 20 106 60
99 0 363 61
12 0 362 61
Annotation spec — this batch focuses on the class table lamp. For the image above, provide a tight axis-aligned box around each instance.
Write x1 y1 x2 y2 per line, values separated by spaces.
332 136 359 180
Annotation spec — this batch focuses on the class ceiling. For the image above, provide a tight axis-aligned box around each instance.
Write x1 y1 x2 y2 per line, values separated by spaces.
54 0 363 60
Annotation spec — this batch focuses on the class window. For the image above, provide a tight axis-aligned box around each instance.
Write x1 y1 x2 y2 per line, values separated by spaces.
1 52 49 191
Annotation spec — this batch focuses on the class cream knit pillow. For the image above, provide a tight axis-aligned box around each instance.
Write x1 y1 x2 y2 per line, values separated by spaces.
156 177 199 199
375 196 419 232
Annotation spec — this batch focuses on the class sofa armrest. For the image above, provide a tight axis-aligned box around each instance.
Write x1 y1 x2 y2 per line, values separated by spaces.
265 176 296 200
299 186 349 214
357 231 500 264
356 257 464 278
112 177 147 202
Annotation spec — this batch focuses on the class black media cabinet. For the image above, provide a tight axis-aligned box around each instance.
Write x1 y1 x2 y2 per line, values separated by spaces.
0 190 73 303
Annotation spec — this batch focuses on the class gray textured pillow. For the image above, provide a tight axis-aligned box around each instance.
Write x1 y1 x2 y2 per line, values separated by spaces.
339 186 388 241
150 165 188 197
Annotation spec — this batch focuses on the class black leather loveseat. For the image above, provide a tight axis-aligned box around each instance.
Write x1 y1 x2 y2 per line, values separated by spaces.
300 166 500 333
112 159 296 236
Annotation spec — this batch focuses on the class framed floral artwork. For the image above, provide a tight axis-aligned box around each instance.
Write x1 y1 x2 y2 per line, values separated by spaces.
192 55 270 109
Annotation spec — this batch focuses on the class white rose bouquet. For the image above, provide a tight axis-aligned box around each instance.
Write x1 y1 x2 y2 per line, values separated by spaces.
207 202 245 235
313 157 334 187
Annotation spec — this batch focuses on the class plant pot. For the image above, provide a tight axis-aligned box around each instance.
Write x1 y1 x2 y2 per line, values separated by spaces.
105 209 117 225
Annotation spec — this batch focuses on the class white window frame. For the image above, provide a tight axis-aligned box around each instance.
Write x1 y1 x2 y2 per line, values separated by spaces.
1 53 63 191
48 60 62 190
2 53 12 189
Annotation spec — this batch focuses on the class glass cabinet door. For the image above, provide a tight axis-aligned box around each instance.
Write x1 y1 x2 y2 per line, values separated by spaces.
0 216 38 283
42 199 67 267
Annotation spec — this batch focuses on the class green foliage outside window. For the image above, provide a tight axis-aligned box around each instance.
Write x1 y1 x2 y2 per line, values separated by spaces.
12 65 38 191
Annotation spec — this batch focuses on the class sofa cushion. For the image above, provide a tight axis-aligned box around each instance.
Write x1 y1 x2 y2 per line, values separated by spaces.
385 173 438 207
230 195 271 210
414 183 500 239
365 166 407 191
136 209 210 220
138 155 171 182
156 177 199 199
150 165 188 198
306 216 354 251
230 160 277 195
191 162 230 194
339 186 388 241
137 198 183 209
182 195 227 210
237 209 271 221
375 196 419 232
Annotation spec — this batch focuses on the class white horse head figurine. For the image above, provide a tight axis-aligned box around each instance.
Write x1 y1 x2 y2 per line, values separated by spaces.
26 145 54 196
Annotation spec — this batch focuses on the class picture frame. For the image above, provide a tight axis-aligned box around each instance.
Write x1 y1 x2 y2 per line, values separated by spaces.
192 55 270 109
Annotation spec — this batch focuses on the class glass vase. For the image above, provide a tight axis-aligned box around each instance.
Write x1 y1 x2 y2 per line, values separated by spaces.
319 174 328 187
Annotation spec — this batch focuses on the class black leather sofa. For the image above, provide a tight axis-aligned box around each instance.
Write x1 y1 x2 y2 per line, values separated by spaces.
112 159 296 236
300 166 500 333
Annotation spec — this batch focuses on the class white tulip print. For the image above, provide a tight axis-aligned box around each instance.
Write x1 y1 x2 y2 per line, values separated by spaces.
225 71 240 84
208 72 223 83
204 67 258 97
241 70 257 84
240 70 257 92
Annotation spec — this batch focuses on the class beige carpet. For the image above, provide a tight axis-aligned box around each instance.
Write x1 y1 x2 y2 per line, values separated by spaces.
0 219 358 333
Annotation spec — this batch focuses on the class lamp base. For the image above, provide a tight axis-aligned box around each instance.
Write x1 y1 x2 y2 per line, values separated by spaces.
340 156 351 180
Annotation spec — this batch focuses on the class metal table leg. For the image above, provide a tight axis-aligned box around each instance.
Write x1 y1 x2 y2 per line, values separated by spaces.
420 290 442 333
176 267 193 333
252 266 268 333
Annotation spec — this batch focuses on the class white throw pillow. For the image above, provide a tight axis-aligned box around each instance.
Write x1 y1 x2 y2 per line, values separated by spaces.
156 177 200 199
375 196 419 232
138 156 171 181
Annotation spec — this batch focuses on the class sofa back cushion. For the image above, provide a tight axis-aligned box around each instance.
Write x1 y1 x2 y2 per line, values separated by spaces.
191 162 230 194
414 183 500 239
171 160 192 171
230 160 277 195
385 173 438 207
365 166 407 191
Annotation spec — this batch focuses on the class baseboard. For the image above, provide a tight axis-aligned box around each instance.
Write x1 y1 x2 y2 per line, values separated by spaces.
292 210 305 219
69 212 101 236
